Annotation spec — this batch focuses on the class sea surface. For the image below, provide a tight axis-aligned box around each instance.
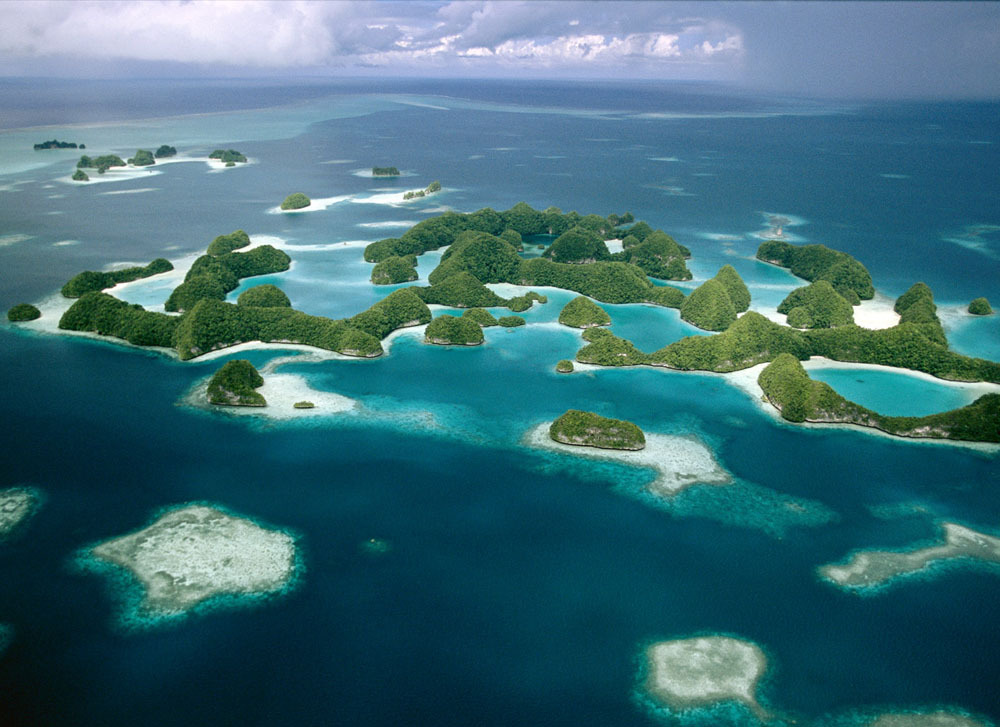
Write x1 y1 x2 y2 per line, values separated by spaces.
1 79 999 727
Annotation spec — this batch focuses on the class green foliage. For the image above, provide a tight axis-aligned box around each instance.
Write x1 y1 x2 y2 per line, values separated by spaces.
462 308 499 327
893 282 946 346
558 295 611 328
372 167 400 176
500 229 522 248
207 360 266 407
293 401 315 409
465 208 506 235
497 315 525 327
426 180 442 193
129 149 155 166
969 297 993 315
206 230 251 256
713 265 751 312
346 288 431 339
425 314 484 345
7 303 41 322
59 292 178 348
72 169 89 182
371 255 419 284
543 226 610 263
35 139 78 150
209 149 247 163
165 245 289 312
502 202 547 236
429 231 522 285
237 284 291 308
77 154 126 173
778 280 854 328
506 291 546 312
61 258 174 298
576 328 648 366
518 258 680 306
280 193 311 210
154 145 177 158
756 240 874 301
620 230 691 280
364 212 468 262
549 409 645 450
414 271 506 308
680 278 737 331
556 359 574 373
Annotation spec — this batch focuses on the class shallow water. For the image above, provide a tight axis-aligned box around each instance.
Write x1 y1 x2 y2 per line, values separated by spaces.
807 367 982 417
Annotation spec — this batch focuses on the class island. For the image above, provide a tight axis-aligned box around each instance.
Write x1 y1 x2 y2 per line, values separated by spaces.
371 255 418 285
403 180 442 200
237 284 291 308
7 303 41 322
619 229 692 281
542 226 611 264
127 149 155 166
165 242 290 312
556 359 574 373
77 154 126 174
209 149 248 164
82 504 297 619
643 636 770 720
372 166 400 176
818 521 1000 592
424 314 484 346
72 169 89 182
497 315 525 327
61 258 174 298
207 359 266 406
35 139 81 150
969 297 993 315
756 239 874 304
462 308 499 327
678 265 752 331
778 280 854 329
549 409 645 450
0 487 42 538
154 145 177 158
206 229 252 256
293 401 315 409
280 193 311 211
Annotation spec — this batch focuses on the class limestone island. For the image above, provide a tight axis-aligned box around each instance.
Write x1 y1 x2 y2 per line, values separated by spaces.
865 711 990 727
818 521 1000 592
644 636 770 720
7 303 41 322
0 487 42 538
208 359 266 407
372 166 400 176
280 193 311 211
550 409 646 450
371 255 418 285
127 149 155 167
558 295 611 328
497 315 525 327
154 145 177 158
556 359 574 373
209 148 247 165
679 265 751 332
403 180 441 200
76 154 125 174
72 169 88 182
968 297 993 316
85 504 297 618
425 314 484 346
35 139 81 150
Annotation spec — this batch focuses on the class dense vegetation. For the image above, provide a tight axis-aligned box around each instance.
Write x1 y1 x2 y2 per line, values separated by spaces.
556 359 574 373
35 139 79 150
618 230 691 280
58 292 179 348
128 149 155 166
549 409 646 450
209 149 247 163
372 167 400 176
462 308 499 327
7 303 41 322
424 314 484 346
969 297 993 315
893 282 946 345
517 258 685 307
72 170 89 182
371 255 419 284
778 280 854 329
61 258 174 298
756 240 874 303
155 145 177 158
758 353 1000 442
414 271 507 308
206 230 251 256
497 315 525 327
77 155 126 174
558 295 611 328
428 231 522 285
542 226 611 264
165 245 290 312
207 359 266 407
713 265 750 312
237 284 291 308
403 181 442 200
280 193 311 210
506 291 547 312
680 278 737 331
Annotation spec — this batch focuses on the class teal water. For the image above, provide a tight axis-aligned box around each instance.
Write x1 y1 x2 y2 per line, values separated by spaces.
1 80 999 727
807 367 982 417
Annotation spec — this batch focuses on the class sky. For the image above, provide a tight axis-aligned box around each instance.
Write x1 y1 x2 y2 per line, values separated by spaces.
1 1 999 98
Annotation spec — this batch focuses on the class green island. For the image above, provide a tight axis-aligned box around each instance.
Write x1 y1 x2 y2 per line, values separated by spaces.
372 166 400 176
206 229 252 256
498 315 525 327
403 180 442 200
818 521 1000 591
61 258 174 298
549 409 646 450
461 307 499 327
619 228 692 280
35 139 81 150
127 149 155 166
207 359 266 406
643 636 770 720
778 279 854 329
558 295 611 328
425 314 484 346
680 266 749 331
76 154 126 174
280 193 311 211
757 239 874 304
293 401 315 409
757 353 1000 442
72 169 89 182
7 303 41 322
237 284 291 308
164 240 290 312
969 297 993 315
154 145 177 158
371 255 418 284
556 359 574 373
209 149 247 164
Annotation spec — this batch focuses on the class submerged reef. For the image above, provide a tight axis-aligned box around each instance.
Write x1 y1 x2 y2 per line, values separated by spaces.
864 711 989 727
0 487 42 538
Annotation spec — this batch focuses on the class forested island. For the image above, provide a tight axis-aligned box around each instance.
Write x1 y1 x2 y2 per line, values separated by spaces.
372 167 400 176
208 359 266 406
61 258 174 298
7 303 41 322
549 410 646 450
35 139 82 150
403 181 442 200
280 193 311 210
425 314 484 346
209 149 247 164
77 154 125 174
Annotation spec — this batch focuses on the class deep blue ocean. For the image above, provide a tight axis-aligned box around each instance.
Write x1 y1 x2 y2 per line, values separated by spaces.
1 79 999 726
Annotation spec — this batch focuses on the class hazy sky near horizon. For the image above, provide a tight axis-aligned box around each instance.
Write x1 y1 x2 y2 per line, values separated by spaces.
2 1 999 98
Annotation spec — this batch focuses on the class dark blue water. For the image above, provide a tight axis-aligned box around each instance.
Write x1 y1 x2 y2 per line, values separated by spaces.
1 79 999 726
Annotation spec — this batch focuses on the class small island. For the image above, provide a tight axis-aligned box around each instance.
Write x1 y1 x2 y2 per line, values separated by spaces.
969 297 993 316
424 314 484 346
0 487 42 538
779 280 854 329
549 409 645 450
403 180 442 200
61 258 174 298
34 139 81 150
756 239 874 304
371 255 418 285
207 359 266 406
556 359 574 373
7 303 41 322
293 401 315 409
280 193 311 211
461 308 499 327
643 636 770 719
818 521 1000 592
83 504 298 619
77 154 126 174
72 169 89 182
679 265 751 332
558 295 611 328
372 166 400 176
209 149 248 164
154 145 177 158
237 284 291 308
127 149 155 166
497 315 525 327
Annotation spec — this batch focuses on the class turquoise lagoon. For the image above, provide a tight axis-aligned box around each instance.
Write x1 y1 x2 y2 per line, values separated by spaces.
1 79 999 726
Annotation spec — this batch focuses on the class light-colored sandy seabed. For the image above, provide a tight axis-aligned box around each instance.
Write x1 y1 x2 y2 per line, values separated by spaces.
267 195 353 214
644 636 769 718
819 522 1000 591
524 422 730 497
866 711 989 727
801 358 1000 399
752 293 900 331
0 487 42 537
87 504 298 616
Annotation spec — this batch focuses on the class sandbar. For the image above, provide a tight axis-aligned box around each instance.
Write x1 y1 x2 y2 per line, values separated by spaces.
268 195 353 214
867 711 989 727
852 293 901 330
819 521 1000 591
524 422 730 496
0 487 42 537
644 636 769 719
87 504 298 616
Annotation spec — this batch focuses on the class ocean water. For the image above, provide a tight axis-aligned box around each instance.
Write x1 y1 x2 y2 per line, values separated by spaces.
1 79 999 727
